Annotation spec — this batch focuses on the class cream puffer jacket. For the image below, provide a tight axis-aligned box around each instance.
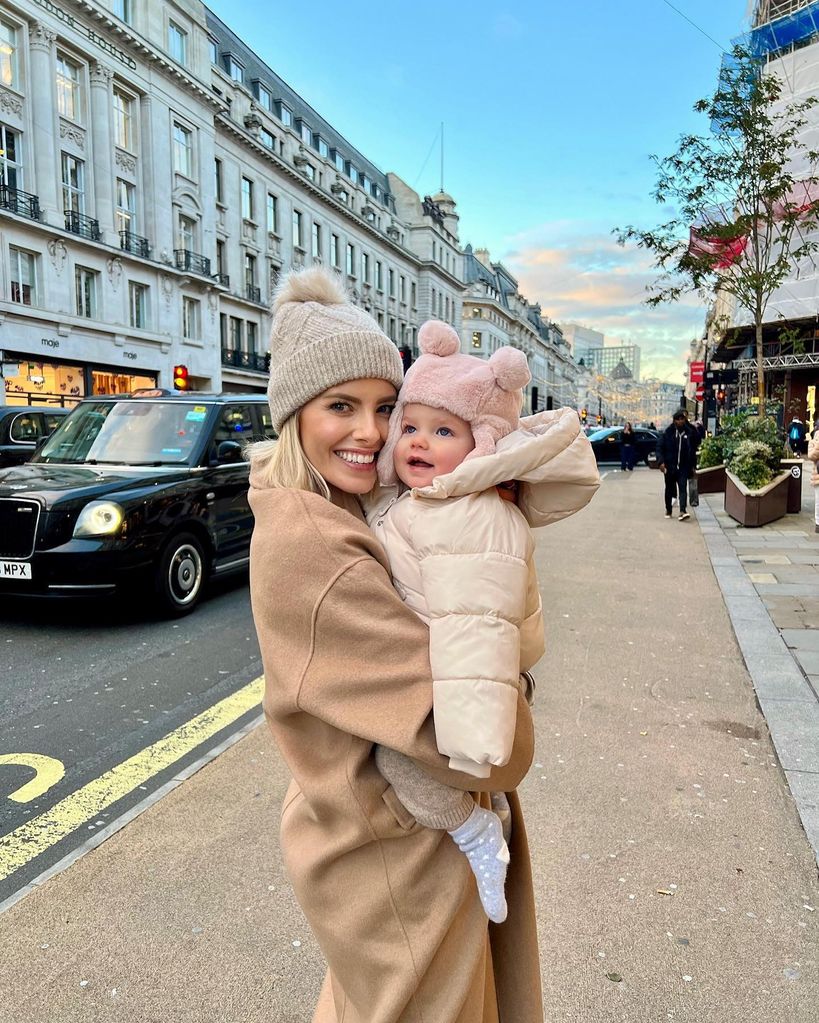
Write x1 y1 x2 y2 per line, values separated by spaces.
366 407 599 778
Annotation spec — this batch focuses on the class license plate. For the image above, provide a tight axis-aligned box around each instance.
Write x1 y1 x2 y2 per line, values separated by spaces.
0 560 31 579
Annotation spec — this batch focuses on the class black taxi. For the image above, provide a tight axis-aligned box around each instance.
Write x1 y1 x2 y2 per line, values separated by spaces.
0 392 274 616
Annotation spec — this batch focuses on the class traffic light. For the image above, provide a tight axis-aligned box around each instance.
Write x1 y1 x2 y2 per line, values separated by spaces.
596 414 602 424
580 409 587 422
717 388 726 404
173 364 189 391
398 346 413 373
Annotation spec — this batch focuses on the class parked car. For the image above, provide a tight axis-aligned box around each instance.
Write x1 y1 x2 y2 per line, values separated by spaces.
0 405 69 468
588 426 659 466
0 392 274 616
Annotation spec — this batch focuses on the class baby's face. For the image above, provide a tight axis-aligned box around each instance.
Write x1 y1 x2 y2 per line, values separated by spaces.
393 403 475 489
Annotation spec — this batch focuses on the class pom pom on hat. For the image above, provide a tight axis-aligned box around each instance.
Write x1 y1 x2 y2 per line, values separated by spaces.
489 347 531 392
418 319 460 357
272 265 347 314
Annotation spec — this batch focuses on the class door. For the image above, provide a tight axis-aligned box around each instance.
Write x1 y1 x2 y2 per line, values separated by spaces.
206 403 256 565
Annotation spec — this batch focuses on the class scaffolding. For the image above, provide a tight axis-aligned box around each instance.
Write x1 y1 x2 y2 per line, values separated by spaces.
743 0 819 56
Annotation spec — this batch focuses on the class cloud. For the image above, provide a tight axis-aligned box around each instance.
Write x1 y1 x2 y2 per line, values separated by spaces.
500 221 705 383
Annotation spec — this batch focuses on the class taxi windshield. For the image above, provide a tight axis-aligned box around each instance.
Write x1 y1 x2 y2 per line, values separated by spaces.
35 400 211 466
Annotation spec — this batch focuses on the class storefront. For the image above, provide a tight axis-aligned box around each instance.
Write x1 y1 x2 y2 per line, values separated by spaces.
2 356 156 407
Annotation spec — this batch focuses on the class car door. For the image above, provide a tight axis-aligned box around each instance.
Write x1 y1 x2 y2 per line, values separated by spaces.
207 403 256 565
634 430 655 464
602 429 622 463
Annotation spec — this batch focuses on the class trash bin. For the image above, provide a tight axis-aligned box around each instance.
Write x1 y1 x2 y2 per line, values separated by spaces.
780 459 803 514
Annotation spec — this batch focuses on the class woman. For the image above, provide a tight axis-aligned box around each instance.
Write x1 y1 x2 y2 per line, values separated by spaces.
249 268 595 1021
620 421 636 471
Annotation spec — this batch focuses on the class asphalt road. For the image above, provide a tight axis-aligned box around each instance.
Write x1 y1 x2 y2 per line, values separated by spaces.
0 572 262 905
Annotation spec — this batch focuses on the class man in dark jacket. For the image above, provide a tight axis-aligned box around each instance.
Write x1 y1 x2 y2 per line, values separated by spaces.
657 410 701 521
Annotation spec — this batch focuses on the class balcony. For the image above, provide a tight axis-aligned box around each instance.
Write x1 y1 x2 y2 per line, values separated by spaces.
174 249 211 276
119 230 151 258
221 347 268 373
65 210 101 241
212 272 230 287
0 185 40 221
245 284 262 304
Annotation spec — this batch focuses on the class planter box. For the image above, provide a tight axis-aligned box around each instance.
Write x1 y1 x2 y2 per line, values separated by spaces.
724 470 791 527
696 464 727 494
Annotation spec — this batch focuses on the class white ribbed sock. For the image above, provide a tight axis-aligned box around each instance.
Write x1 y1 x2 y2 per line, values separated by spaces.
448 805 510 923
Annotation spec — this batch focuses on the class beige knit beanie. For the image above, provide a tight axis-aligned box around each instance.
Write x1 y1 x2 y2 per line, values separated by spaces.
266 266 404 431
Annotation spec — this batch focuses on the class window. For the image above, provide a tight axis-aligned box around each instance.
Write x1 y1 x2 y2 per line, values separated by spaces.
173 122 192 177
129 282 148 328
315 136 329 158
372 183 380 201
214 158 223 203
182 296 200 339
208 36 218 63
296 119 311 144
277 103 292 127
9 247 35 305
61 153 84 214
257 84 272 111
216 239 226 276
266 193 278 234
56 55 80 121
388 268 395 297
215 404 253 445
229 316 242 350
292 209 303 249
227 57 244 83
115 178 135 234
260 128 274 150
311 222 321 259
361 174 371 193
400 275 406 303
178 215 195 251
0 125 21 189
114 0 131 22
411 282 417 308
346 162 358 183
331 233 340 268
113 90 133 150
389 317 396 340
167 21 187 65
375 260 383 291
247 321 257 355
241 176 254 220
303 162 315 182
245 252 256 287
472 306 481 318
332 150 344 173
362 252 370 284
346 242 355 277
75 266 98 318
0 21 18 88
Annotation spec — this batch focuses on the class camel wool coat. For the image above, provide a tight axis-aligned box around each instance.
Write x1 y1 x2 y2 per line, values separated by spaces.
248 480 542 1023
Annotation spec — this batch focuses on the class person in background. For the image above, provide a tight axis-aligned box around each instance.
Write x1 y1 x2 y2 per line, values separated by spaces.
657 409 700 521
620 421 636 471
788 413 808 457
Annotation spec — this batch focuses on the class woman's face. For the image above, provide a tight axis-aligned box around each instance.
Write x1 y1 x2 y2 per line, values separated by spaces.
299 378 397 494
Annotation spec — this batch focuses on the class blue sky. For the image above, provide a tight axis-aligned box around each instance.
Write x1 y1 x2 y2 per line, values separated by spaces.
207 0 751 382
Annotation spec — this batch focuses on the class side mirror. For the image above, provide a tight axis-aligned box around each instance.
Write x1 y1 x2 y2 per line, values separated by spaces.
215 439 243 464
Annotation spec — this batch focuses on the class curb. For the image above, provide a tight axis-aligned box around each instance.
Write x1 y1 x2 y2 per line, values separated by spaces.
696 500 819 868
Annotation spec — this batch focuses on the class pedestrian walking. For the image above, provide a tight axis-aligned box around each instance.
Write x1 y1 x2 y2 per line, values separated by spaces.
657 409 700 521
246 267 572 1022
620 421 637 471
788 413 808 456
369 320 597 926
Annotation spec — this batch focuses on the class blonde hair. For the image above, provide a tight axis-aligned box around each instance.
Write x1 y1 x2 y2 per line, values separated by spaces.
247 415 330 499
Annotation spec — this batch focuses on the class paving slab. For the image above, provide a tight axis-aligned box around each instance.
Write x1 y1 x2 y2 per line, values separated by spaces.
782 630 819 651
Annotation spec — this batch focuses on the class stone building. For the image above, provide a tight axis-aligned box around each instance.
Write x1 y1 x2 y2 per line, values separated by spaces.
0 0 464 407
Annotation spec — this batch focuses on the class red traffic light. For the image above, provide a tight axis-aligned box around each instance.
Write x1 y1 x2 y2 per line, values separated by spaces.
717 388 726 403
173 364 189 391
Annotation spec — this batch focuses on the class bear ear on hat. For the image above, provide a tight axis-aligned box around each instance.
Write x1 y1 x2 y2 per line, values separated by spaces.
418 319 460 357
489 347 531 392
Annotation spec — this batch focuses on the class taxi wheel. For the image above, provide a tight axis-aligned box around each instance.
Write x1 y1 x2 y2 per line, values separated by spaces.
155 531 208 617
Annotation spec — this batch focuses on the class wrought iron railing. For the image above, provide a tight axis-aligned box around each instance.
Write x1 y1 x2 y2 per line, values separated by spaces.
212 272 230 287
245 284 262 303
0 185 40 221
174 249 211 276
65 210 101 241
221 347 268 372
119 230 151 258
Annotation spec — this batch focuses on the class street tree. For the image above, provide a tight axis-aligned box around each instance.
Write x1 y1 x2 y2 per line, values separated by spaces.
615 44 819 415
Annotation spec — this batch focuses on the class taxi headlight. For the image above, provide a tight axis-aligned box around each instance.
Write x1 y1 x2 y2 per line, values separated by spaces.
73 501 125 537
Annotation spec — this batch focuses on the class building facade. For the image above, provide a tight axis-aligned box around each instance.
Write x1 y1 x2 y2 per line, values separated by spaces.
0 0 465 408
461 245 581 413
583 344 641 381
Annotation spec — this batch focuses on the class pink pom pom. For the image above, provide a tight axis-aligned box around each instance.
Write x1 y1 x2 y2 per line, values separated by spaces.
418 320 460 357
489 347 531 391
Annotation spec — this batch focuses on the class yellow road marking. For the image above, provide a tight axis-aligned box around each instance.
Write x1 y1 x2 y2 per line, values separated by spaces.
0 675 264 883
0 754 65 803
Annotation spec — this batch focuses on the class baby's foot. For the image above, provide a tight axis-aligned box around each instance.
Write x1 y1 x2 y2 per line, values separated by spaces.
448 806 510 923
490 791 512 845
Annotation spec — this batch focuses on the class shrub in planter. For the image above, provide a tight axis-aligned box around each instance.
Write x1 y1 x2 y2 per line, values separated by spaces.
697 434 725 469
729 439 776 490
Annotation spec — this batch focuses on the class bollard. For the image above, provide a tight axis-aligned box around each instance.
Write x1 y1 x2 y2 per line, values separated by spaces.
780 459 803 514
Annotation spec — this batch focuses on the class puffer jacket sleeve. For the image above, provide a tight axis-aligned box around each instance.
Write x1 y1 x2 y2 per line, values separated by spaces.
411 495 531 778
520 558 545 671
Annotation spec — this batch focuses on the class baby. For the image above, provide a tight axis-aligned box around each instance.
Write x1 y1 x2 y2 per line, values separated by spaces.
368 320 548 923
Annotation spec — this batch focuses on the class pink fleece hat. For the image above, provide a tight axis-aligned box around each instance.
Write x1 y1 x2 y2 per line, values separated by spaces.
378 320 531 485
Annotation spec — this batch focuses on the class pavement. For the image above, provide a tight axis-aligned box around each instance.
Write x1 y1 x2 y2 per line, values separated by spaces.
1 467 818 1022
